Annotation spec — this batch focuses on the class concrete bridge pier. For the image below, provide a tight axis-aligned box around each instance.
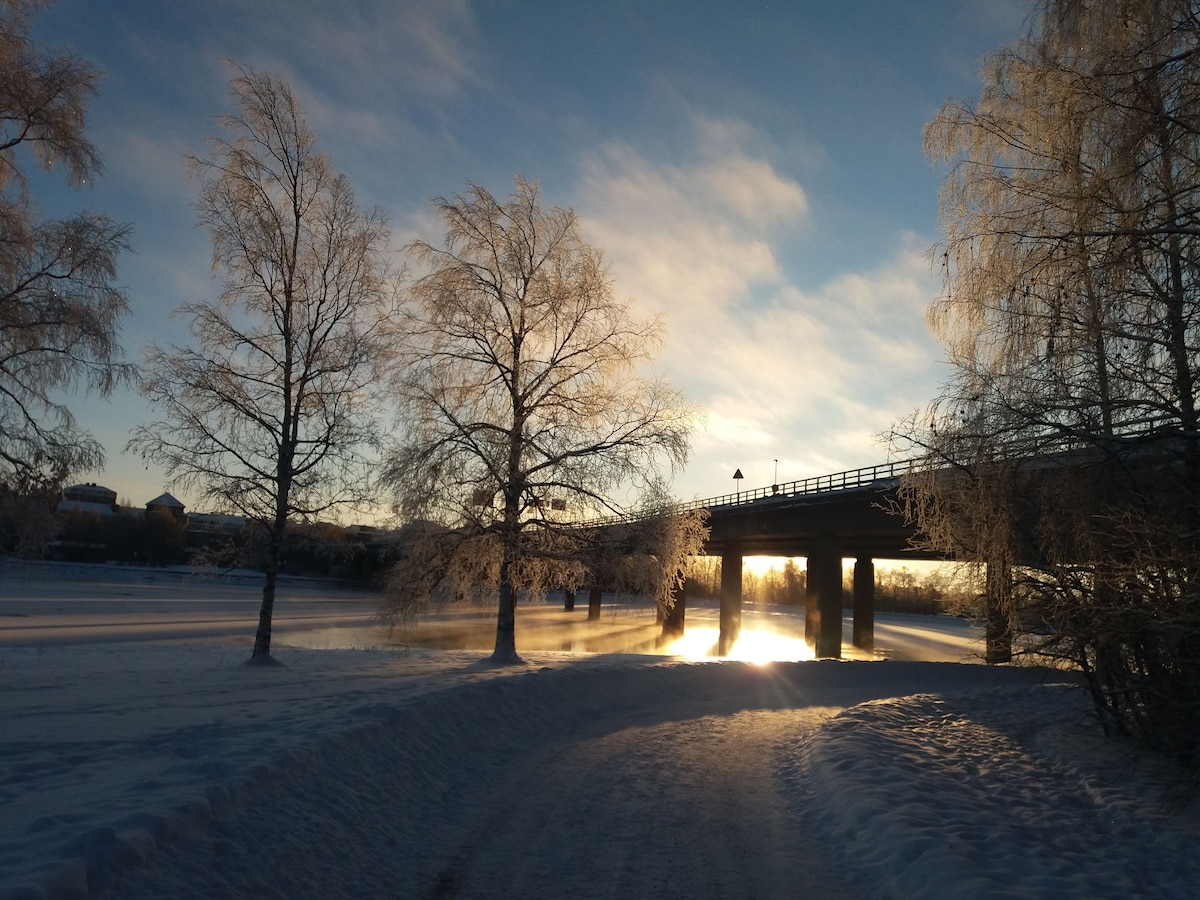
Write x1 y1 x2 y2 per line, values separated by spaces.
719 544 742 655
852 557 875 650
804 565 817 644
807 546 843 658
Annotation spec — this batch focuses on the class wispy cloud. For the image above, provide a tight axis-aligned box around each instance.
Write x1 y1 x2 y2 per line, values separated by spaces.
574 124 942 497
286 0 483 120
577 129 805 319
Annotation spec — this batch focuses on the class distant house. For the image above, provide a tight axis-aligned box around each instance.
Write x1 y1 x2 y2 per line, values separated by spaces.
58 483 119 517
52 483 126 561
145 492 186 519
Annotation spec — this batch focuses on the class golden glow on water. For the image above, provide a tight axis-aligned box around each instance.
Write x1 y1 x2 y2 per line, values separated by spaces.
661 626 815 663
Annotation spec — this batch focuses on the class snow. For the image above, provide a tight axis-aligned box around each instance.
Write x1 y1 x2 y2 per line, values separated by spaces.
2 561 1199 899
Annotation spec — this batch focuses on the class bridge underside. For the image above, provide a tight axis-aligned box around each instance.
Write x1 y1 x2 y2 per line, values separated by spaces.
708 541 882 659
698 486 944 659
668 441 1160 661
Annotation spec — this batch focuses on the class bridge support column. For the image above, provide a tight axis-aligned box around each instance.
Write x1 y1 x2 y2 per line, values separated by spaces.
807 545 843 658
719 545 742 655
804 560 817 644
985 559 1013 664
852 557 874 649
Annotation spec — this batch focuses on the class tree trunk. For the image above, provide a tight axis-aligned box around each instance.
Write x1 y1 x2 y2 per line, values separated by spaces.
490 556 522 665
587 586 602 621
563 589 575 612
661 578 686 637
250 520 287 665
251 566 278 661
984 557 1013 665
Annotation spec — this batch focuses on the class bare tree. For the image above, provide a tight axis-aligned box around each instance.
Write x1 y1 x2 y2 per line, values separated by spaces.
384 176 696 664
1 0 131 515
896 0 1200 760
129 65 393 663
579 505 709 617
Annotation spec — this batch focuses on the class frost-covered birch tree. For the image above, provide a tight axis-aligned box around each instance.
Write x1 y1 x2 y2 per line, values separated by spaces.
1 0 131 515
896 0 1200 760
384 176 697 664
129 66 393 663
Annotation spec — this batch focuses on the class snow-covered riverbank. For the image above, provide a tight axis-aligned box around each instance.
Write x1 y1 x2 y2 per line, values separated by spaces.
3 563 1197 898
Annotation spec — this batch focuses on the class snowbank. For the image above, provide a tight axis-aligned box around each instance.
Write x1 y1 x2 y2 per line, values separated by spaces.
3 643 1196 899
3 561 1198 898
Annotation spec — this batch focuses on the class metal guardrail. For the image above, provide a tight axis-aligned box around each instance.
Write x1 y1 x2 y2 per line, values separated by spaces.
589 459 915 526
675 459 914 513
691 414 1192 512
596 414 1192 525
579 413 1200 527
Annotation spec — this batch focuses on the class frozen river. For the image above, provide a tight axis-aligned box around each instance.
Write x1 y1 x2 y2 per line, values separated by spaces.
0 558 984 663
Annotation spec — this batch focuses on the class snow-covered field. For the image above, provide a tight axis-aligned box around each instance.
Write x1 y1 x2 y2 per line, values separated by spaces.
3 560 1199 899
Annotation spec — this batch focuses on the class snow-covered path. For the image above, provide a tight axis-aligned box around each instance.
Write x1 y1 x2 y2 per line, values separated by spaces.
434 708 853 900
45 659 1056 900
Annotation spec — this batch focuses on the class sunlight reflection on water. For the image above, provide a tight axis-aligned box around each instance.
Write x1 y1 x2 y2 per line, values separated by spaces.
284 607 980 664
283 603 824 661
659 627 816 663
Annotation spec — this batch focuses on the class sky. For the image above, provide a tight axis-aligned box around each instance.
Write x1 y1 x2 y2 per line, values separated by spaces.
25 0 1033 516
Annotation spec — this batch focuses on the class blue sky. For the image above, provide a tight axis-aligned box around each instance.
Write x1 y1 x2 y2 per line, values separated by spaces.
30 0 1030 515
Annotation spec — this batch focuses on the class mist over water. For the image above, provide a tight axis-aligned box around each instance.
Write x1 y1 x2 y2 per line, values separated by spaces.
0 561 985 663
379 598 983 664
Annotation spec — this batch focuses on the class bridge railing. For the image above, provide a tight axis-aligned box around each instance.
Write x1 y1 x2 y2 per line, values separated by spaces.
588 459 916 526
594 414 1192 525
676 459 915 513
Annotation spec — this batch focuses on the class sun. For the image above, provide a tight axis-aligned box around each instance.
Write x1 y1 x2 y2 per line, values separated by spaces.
741 556 797 577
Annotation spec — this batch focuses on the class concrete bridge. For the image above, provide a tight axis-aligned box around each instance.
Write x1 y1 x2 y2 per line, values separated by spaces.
663 425 1198 661
668 461 933 659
